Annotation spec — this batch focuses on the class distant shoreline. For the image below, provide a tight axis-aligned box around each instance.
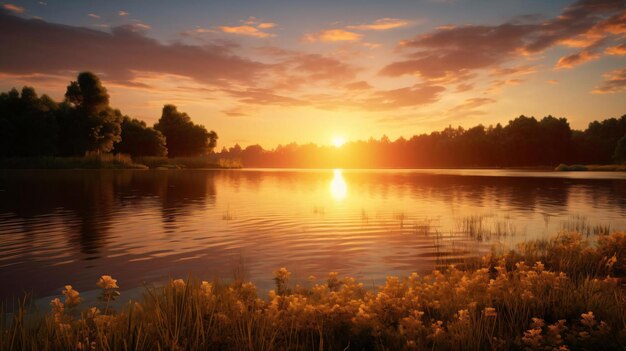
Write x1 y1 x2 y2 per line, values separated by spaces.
2 158 626 172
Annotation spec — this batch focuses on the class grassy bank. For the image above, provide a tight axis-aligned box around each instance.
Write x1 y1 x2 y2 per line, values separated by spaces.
133 156 241 169
0 154 147 170
0 155 241 170
555 163 626 172
2 231 625 350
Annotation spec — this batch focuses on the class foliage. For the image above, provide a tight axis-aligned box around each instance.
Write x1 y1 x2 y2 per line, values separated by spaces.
0 73 219 160
0 87 59 157
154 105 218 157
614 134 626 164
2 231 625 350
114 117 167 157
58 72 122 155
218 115 626 168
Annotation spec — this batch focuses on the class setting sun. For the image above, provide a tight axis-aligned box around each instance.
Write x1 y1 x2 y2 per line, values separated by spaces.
332 136 346 148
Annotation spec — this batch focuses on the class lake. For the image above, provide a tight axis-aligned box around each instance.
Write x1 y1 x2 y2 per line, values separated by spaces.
1 169 626 300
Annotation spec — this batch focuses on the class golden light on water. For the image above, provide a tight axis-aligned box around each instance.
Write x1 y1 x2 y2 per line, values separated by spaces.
330 169 347 201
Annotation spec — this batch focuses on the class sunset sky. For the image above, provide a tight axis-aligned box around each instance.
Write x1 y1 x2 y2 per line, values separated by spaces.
0 0 624 148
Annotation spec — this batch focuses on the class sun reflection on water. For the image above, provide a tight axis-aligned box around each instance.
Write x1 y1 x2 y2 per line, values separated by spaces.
330 169 347 201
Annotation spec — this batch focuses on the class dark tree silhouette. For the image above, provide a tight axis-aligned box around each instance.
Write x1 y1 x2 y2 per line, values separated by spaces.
57 72 122 155
154 105 218 157
614 134 626 164
114 117 167 157
217 114 626 168
0 87 59 157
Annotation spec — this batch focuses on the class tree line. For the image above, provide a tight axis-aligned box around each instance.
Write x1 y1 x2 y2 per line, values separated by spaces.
1 72 624 168
218 115 626 168
0 72 217 158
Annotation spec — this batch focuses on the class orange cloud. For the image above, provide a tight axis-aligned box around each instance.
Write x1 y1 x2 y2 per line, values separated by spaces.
605 44 626 55
346 18 409 31
2 4 24 13
181 26 217 36
119 10 129 17
365 84 445 110
88 13 100 19
0 11 268 87
257 22 276 29
381 0 625 82
219 25 274 38
555 50 599 69
344 81 372 91
490 65 537 77
593 68 626 94
303 29 361 42
222 107 250 117
449 97 495 113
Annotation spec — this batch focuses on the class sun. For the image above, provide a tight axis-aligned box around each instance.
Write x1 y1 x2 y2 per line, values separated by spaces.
332 136 346 148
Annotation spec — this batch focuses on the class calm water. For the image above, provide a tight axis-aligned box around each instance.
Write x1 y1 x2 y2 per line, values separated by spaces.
1 169 626 300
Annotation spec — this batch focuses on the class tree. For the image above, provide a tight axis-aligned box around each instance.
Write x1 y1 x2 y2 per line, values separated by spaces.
614 134 626 164
154 105 218 157
114 117 167 157
58 72 121 155
0 87 59 157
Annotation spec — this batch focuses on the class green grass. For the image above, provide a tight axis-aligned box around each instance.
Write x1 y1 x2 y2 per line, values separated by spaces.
2 231 625 350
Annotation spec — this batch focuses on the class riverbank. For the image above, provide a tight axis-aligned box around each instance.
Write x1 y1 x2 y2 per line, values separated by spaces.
2 231 624 350
0 155 241 170
555 163 626 172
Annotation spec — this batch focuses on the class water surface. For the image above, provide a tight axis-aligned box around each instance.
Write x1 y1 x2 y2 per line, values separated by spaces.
1 169 625 299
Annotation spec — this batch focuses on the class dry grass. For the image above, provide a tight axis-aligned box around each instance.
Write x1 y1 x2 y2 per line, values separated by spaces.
2 231 625 350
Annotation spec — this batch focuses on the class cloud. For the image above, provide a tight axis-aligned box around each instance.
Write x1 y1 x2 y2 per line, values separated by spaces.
346 18 410 31
592 68 626 94
455 83 473 92
490 64 537 77
124 22 151 31
88 13 100 19
257 22 276 29
303 29 362 42
364 83 445 109
0 11 268 87
2 4 24 13
218 18 276 38
181 26 217 36
448 97 496 113
605 43 626 55
119 11 129 17
547 79 559 84
555 50 600 69
225 88 305 106
219 25 274 38
380 0 625 81
345 81 372 90
222 107 250 117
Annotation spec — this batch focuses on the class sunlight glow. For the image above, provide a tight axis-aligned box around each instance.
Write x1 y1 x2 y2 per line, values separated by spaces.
332 136 346 148
330 169 347 201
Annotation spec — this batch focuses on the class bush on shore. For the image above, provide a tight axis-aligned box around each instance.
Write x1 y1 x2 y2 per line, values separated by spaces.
2 231 625 350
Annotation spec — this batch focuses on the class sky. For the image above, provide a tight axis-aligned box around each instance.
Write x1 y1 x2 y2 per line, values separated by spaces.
0 0 625 149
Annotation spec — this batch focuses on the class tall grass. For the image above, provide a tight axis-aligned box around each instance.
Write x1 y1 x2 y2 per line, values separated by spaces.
133 156 241 169
0 153 147 169
2 231 625 350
